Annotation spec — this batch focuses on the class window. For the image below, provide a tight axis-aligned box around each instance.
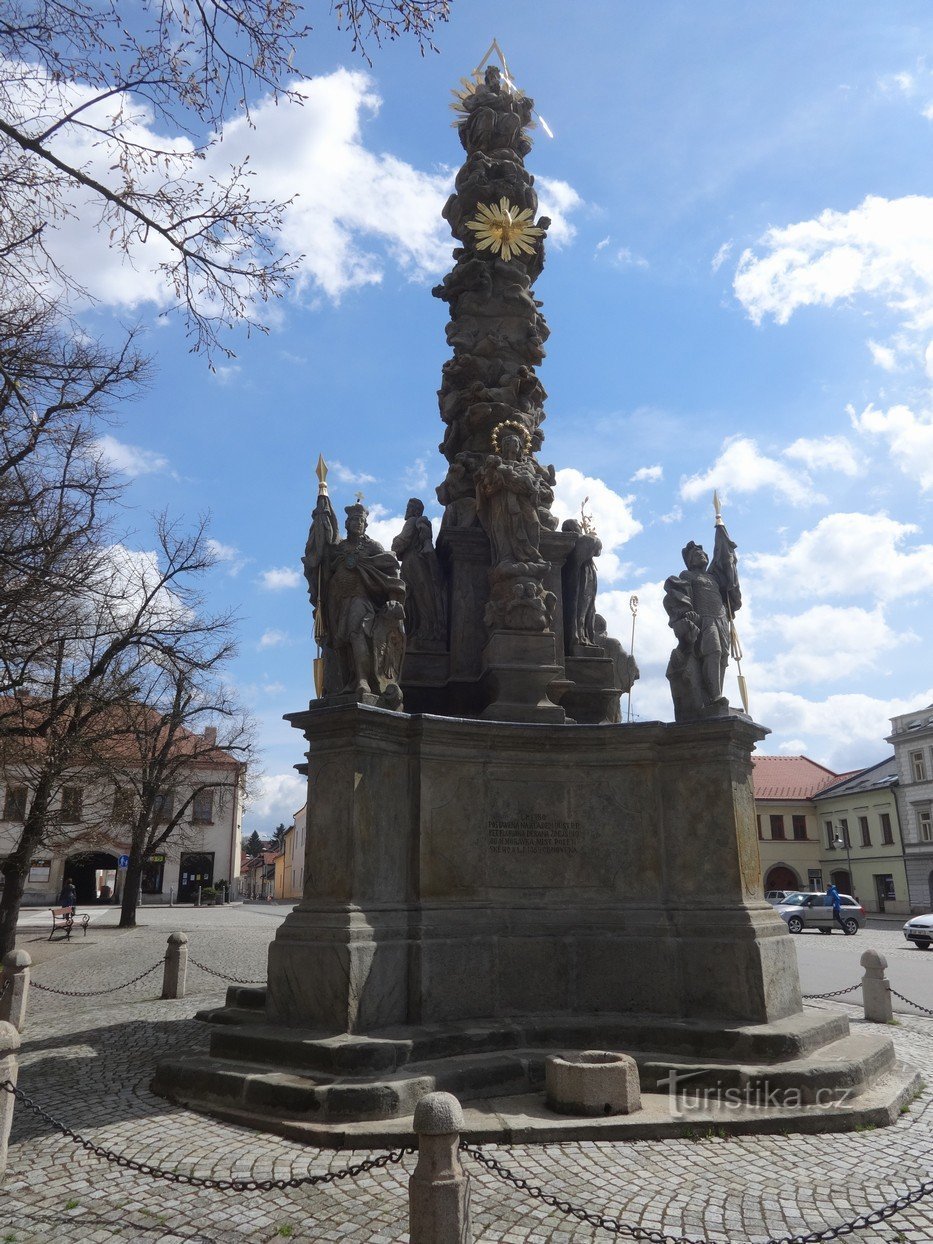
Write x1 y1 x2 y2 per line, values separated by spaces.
60 786 83 823
27 859 51 883
807 869 823 891
825 820 835 849
3 786 27 821
838 818 850 848
192 789 214 824
756 815 762 840
912 751 927 782
880 812 894 846
152 792 174 823
769 814 785 840
877 874 896 901
112 788 134 823
921 810 933 843
859 816 871 847
792 815 807 841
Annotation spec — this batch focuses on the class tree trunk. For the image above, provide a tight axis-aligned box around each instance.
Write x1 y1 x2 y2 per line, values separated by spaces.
119 848 145 928
0 784 52 958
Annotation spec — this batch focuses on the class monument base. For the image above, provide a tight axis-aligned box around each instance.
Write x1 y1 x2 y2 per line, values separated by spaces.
153 1004 917 1143
152 707 915 1137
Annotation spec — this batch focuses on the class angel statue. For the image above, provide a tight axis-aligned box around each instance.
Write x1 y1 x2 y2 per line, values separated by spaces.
302 493 406 710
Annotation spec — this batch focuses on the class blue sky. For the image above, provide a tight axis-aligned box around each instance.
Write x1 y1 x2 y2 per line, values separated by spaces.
43 2 933 829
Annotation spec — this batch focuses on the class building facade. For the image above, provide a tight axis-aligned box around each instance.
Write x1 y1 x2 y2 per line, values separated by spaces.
0 733 244 907
813 757 909 914
752 755 839 895
888 704 933 911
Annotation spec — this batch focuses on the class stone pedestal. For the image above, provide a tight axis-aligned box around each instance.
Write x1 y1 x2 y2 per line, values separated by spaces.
264 706 796 1032
480 630 565 723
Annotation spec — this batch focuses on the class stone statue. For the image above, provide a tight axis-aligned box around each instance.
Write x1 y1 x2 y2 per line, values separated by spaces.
303 499 406 708
475 427 555 631
391 499 447 650
594 614 639 724
561 518 602 650
662 522 741 722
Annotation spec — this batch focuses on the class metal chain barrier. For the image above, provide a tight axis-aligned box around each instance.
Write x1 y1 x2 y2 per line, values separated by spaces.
188 957 265 986
0 976 11 1001
30 960 163 997
0 1080 414 1190
801 983 860 1000
462 1142 933 1244
888 987 933 1017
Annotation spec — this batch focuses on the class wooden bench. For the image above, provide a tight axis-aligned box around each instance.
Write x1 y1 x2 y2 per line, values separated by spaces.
49 908 90 940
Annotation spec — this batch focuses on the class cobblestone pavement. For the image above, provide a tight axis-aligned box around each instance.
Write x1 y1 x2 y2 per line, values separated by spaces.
2 907 933 1242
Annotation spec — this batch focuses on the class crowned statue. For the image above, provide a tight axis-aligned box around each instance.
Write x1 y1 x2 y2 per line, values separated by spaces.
303 470 406 709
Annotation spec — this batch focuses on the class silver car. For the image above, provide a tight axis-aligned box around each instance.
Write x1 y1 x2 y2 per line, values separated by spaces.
903 913 933 950
776 892 866 935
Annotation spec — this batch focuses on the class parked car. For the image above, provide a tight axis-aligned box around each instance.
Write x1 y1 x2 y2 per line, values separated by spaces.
775 892 866 935
903 913 933 950
765 890 792 904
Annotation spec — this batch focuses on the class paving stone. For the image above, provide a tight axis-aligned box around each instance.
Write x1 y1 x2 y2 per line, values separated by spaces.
3 908 933 1240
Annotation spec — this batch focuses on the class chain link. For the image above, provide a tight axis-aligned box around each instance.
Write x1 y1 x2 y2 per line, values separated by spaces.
30 960 163 997
187 957 265 986
461 1142 933 1243
888 986 933 1017
0 1080 414 1190
0 976 12 1002
801 983 860 1000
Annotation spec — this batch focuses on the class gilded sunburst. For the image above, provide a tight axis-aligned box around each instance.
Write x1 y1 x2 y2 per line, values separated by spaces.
465 198 543 262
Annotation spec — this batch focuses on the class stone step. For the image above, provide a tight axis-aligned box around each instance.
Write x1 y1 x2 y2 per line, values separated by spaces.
155 1025 896 1127
199 1008 852 1077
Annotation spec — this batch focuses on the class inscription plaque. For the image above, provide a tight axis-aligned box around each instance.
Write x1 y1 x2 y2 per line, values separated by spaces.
488 812 583 856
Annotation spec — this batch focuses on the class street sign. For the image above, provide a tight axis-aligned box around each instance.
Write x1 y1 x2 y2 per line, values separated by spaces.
118 855 130 868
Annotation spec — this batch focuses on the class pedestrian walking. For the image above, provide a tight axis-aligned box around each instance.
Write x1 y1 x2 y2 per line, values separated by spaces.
826 882 847 933
59 877 77 913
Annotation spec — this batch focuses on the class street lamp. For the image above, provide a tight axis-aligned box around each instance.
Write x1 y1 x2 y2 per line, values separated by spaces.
832 825 854 895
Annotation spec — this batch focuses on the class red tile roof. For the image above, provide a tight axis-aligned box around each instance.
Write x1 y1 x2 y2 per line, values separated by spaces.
752 755 841 801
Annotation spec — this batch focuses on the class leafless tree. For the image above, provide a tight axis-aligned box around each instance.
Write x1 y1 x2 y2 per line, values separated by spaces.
101 634 255 930
0 1 450 355
0 515 249 955
0 296 148 701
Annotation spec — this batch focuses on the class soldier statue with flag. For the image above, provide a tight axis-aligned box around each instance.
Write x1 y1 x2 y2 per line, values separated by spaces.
663 493 746 722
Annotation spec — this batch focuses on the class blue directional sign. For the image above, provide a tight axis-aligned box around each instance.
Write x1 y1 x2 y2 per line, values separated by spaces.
118 855 130 868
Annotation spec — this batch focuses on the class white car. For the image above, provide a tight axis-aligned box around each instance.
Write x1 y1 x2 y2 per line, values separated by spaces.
903 913 933 950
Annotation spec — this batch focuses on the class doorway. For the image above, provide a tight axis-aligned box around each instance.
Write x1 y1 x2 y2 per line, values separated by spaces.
63 852 118 905
178 852 214 903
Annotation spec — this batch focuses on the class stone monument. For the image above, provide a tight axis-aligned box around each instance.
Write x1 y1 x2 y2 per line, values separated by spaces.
154 56 914 1140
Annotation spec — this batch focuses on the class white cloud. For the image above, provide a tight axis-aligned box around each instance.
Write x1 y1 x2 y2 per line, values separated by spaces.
535 176 584 249
755 604 912 685
711 240 733 273
680 436 819 507
613 247 649 270
753 688 933 773
746 512 933 602
244 771 306 829
332 461 377 486
734 195 933 370
362 503 406 551
207 538 248 577
849 402 933 491
783 435 862 476
630 465 663 484
552 469 643 585
212 364 242 386
95 435 168 477
868 339 898 371
259 566 302 590
258 628 288 649
403 457 429 493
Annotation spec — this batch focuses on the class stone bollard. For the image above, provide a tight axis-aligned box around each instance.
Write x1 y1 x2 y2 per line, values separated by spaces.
0 950 31 1033
861 948 893 1023
409 1092 472 1244
161 932 189 999
0 1019 20 1181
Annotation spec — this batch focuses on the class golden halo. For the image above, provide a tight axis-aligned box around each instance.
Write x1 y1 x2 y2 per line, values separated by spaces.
490 420 532 455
